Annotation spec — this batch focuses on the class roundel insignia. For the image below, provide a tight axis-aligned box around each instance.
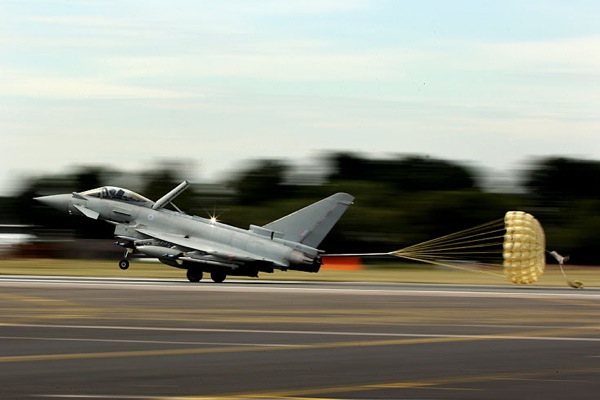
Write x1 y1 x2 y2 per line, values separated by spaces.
147 214 155 221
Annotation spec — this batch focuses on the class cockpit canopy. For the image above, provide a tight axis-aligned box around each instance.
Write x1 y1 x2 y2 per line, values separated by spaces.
81 187 152 204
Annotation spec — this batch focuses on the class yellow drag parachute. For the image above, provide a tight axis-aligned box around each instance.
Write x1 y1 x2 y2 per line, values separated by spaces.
391 211 547 284
502 211 545 284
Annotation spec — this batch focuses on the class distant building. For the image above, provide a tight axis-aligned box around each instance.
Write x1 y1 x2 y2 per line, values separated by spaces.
0 225 36 256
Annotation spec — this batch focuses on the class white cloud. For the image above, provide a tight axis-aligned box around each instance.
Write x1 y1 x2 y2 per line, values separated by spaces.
227 0 369 15
0 74 197 99
429 35 600 82
102 50 410 82
23 15 141 29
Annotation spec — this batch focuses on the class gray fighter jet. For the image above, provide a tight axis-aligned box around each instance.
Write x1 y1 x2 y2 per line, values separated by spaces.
35 182 354 283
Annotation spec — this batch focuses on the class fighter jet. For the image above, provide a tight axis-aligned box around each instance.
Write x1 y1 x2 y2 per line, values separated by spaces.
34 182 354 283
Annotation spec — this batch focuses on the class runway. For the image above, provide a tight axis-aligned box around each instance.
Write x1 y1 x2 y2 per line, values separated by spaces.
0 276 598 399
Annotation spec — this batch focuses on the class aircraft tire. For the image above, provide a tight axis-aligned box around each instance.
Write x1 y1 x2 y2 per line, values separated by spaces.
186 269 202 282
211 270 226 283
118 259 130 270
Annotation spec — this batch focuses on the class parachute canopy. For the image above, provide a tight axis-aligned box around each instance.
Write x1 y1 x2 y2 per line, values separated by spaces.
391 211 546 284
503 211 545 284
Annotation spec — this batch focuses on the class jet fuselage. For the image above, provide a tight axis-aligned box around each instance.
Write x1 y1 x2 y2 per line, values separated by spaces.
35 183 353 282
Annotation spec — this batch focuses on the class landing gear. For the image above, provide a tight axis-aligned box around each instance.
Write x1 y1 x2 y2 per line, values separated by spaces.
118 259 130 270
186 269 202 282
211 270 226 283
119 249 131 270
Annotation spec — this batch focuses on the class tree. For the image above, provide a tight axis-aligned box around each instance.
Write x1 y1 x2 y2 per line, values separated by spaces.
230 160 289 205
524 157 600 202
329 153 477 192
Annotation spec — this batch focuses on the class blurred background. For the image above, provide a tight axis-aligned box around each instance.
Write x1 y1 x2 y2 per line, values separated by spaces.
1 153 599 266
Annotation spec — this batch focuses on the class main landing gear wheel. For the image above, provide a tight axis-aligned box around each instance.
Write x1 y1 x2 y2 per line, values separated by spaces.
186 269 202 282
118 259 130 270
211 271 226 283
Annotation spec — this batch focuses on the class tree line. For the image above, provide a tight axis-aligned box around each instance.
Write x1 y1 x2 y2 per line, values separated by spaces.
2 154 599 264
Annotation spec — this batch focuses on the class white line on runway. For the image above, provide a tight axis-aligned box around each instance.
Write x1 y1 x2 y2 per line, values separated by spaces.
3 322 600 343
36 396 181 399
0 335 299 347
1 275 598 299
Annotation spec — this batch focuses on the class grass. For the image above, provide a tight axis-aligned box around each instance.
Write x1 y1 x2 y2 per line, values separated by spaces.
0 258 597 288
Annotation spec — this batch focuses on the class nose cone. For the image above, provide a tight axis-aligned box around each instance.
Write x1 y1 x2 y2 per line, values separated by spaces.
34 194 72 213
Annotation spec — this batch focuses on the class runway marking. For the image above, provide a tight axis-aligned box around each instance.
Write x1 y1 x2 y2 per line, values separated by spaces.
163 367 600 399
0 336 297 347
0 336 476 363
36 396 157 399
1 323 599 364
39 368 598 398
2 322 599 342
1 276 599 299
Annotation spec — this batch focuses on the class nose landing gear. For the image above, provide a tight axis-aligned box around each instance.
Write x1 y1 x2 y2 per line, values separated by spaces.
119 248 131 270
118 259 130 270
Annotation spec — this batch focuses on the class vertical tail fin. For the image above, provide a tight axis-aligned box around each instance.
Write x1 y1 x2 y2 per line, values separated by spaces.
262 193 354 248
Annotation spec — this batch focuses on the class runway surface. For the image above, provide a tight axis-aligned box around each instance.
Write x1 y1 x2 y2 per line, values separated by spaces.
0 276 598 399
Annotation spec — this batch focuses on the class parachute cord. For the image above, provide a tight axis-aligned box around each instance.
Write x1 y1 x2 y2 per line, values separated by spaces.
393 239 505 255
559 264 583 289
400 220 505 252
389 219 508 279
393 254 504 278
548 250 583 289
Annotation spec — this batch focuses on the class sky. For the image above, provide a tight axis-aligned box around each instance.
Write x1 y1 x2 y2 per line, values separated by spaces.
1 0 599 194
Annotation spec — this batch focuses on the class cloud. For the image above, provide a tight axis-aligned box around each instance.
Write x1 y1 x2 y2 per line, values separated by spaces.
226 0 369 15
23 15 140 29
479 36 600 75
0 74 197 99
102 50 411 82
